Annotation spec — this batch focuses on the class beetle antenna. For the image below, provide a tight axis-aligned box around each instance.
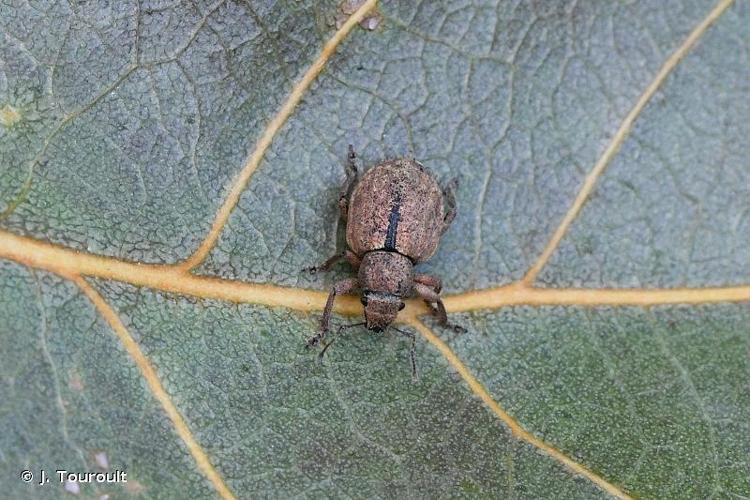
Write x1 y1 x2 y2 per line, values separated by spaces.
319 322 366 359
391 326 418 382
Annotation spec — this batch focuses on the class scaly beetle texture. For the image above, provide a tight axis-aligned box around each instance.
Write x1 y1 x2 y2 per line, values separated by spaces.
305 145 461 378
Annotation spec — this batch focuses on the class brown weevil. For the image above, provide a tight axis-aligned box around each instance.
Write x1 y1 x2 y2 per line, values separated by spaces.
305 145 461 378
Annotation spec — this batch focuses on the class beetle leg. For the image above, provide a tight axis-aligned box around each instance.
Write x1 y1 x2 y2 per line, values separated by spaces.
304 249 360 274
414 282 448 324
414 281 466 334
306 278 358 348
441 177 458 235
414 273 442 294
338 144 359 221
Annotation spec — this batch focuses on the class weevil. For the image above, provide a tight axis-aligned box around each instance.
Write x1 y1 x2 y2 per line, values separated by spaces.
305 146 461 377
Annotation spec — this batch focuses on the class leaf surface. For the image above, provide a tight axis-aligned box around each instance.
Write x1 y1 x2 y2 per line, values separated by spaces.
1 0 748 498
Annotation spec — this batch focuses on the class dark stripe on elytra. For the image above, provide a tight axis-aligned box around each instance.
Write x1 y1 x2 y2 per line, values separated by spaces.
384 195 401 251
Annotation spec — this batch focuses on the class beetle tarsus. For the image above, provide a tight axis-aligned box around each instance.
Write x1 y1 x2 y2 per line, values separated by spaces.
305 330 326 349
303 253 342 275
450 323 467 334
347 144 357 169
303 250 361 276
423 298 466 334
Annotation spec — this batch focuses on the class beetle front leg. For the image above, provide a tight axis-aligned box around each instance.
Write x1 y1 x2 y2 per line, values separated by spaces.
414 273 442 293
304 249 360 275
338 144 359 221
306 278 359 348
414 280 466 334
441 177 458 235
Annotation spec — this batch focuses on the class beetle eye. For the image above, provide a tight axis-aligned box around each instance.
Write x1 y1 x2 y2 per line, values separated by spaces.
361 296 368 306
398 302 405 311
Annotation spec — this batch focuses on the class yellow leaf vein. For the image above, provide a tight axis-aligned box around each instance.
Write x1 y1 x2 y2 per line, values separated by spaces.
2 230 749 314
178 0 379 271
407 317 632 499
74 277 237 500
521 0 735 285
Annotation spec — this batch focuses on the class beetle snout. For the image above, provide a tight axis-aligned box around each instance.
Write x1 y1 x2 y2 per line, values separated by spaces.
362 293 400 333
364 311 389 332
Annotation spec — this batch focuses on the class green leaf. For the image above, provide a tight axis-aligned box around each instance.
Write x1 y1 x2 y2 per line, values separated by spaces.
1 0 748 498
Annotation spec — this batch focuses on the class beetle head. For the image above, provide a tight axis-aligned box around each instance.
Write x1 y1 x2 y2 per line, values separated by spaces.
361 292 405 332
358 251 413 332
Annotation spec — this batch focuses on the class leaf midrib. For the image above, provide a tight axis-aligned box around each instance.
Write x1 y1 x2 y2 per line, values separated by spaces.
2 229 749 314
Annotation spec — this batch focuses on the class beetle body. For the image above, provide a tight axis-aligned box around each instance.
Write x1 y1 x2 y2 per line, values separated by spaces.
346 159 444 262
305 146 459 377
